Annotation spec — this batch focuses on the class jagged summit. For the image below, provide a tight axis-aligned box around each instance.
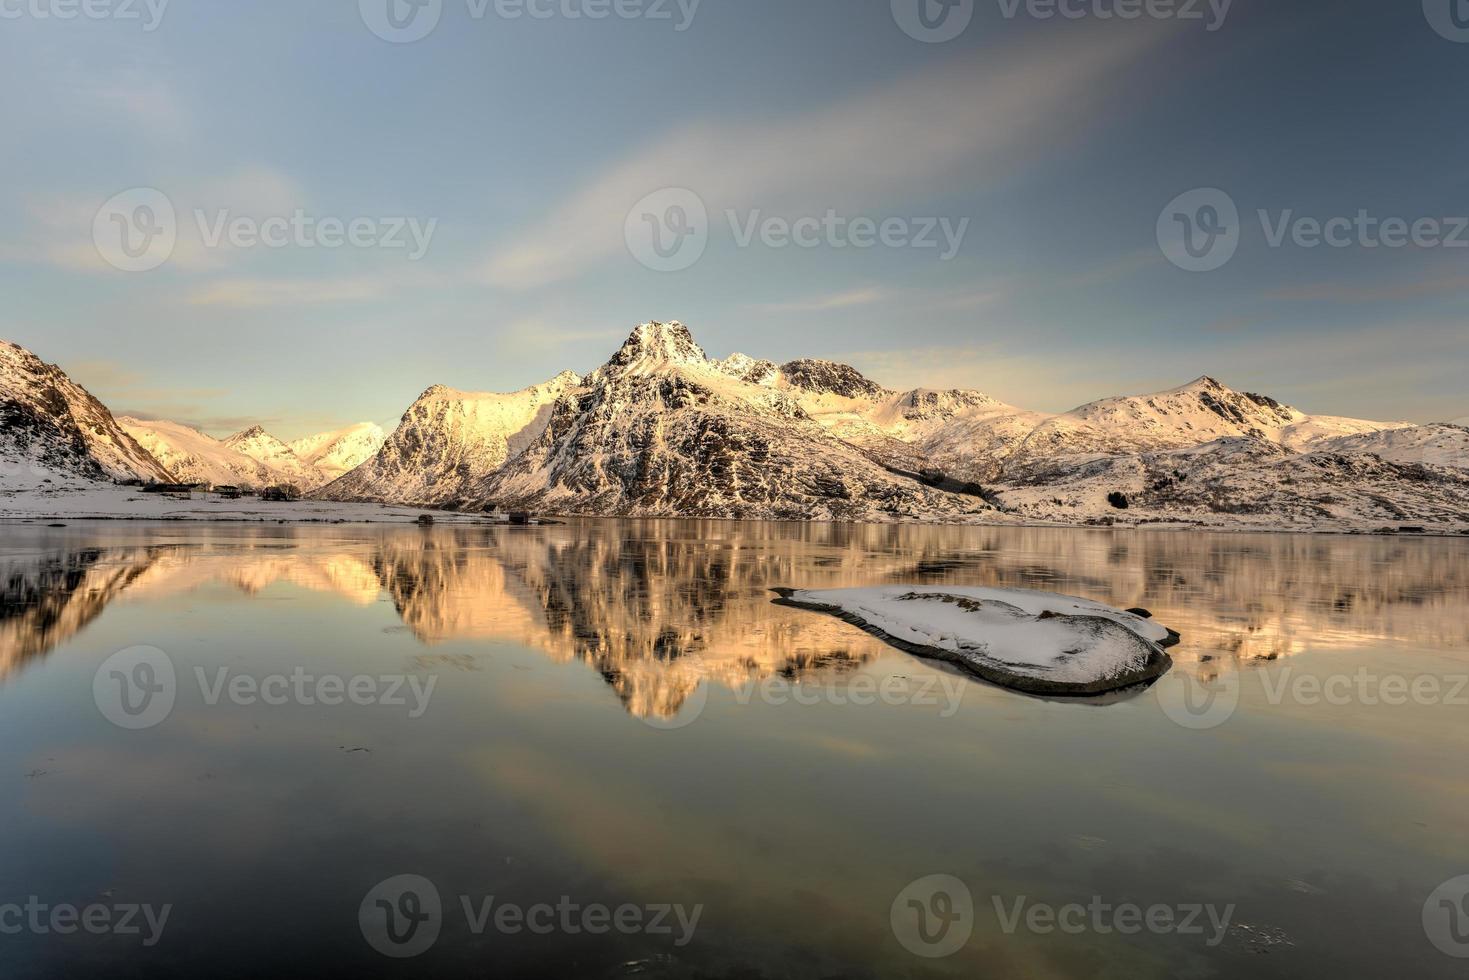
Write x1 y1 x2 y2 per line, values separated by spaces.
603 321 708 374
226 425 271 443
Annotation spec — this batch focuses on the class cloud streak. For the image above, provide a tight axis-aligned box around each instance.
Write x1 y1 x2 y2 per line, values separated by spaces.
484 23 1171 289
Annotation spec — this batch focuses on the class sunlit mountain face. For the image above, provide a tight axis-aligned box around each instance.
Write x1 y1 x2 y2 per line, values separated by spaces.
4 522 1467 717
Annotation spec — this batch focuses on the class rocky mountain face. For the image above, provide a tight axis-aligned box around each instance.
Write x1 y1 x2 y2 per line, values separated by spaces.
120 417 278 488
0 340 173 483
288 423 386 483
475 323 988 521
316 373 582 505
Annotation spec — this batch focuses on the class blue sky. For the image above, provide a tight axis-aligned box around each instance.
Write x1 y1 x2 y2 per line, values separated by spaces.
1 0 1466 439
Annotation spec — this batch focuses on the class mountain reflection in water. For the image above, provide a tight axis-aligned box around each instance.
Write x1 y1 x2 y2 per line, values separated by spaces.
3 521 1467 719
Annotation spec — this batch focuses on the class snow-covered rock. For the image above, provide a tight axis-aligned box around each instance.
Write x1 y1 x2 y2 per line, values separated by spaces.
773 585 1176 695
119 417 277 488
289 423 386 483
0 340 173 483
317 372 582 505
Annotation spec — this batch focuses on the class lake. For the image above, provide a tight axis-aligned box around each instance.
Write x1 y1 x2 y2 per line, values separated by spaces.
1 520 1467 978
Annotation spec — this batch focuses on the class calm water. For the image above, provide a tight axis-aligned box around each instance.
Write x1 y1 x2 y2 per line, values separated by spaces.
1 519 1467 978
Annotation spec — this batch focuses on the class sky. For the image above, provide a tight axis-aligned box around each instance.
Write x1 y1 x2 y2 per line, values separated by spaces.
1 0 1467 440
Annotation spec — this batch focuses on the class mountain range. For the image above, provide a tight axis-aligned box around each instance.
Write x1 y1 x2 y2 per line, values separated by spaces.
2 324 1466 529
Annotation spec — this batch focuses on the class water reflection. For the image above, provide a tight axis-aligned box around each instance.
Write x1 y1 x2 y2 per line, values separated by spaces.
3 522 1467 718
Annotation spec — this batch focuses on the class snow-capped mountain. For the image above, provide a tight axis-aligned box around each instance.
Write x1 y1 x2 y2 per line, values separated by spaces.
475 322 989 521
222 426 322 489
288 423 386 483
119 418 277 488
0 340 173 483
1002 376 1409 478
316 373 582 504
3 327 1464 531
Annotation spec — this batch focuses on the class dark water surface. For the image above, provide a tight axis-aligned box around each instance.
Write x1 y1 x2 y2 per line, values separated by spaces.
1 520 1467 978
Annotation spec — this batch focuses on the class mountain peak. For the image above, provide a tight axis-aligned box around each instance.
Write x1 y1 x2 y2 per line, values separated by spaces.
228 425 271 442
605 321 707 373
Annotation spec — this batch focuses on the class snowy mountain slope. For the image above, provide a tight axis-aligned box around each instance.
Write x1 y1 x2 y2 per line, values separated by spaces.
996 437 1469 529
1315 423 1469 469
289 423 386 482
316 372 582 505
767 359 1050 477
223 426 323 489
119 418 277 488
1000 377 1411 479
475 322 989 521
0 340 173 483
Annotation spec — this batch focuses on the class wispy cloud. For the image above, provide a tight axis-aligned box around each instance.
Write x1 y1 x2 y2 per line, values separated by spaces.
751 288 888 313
483 24 1171 289
184 276 386 308
1266 271 1469 303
